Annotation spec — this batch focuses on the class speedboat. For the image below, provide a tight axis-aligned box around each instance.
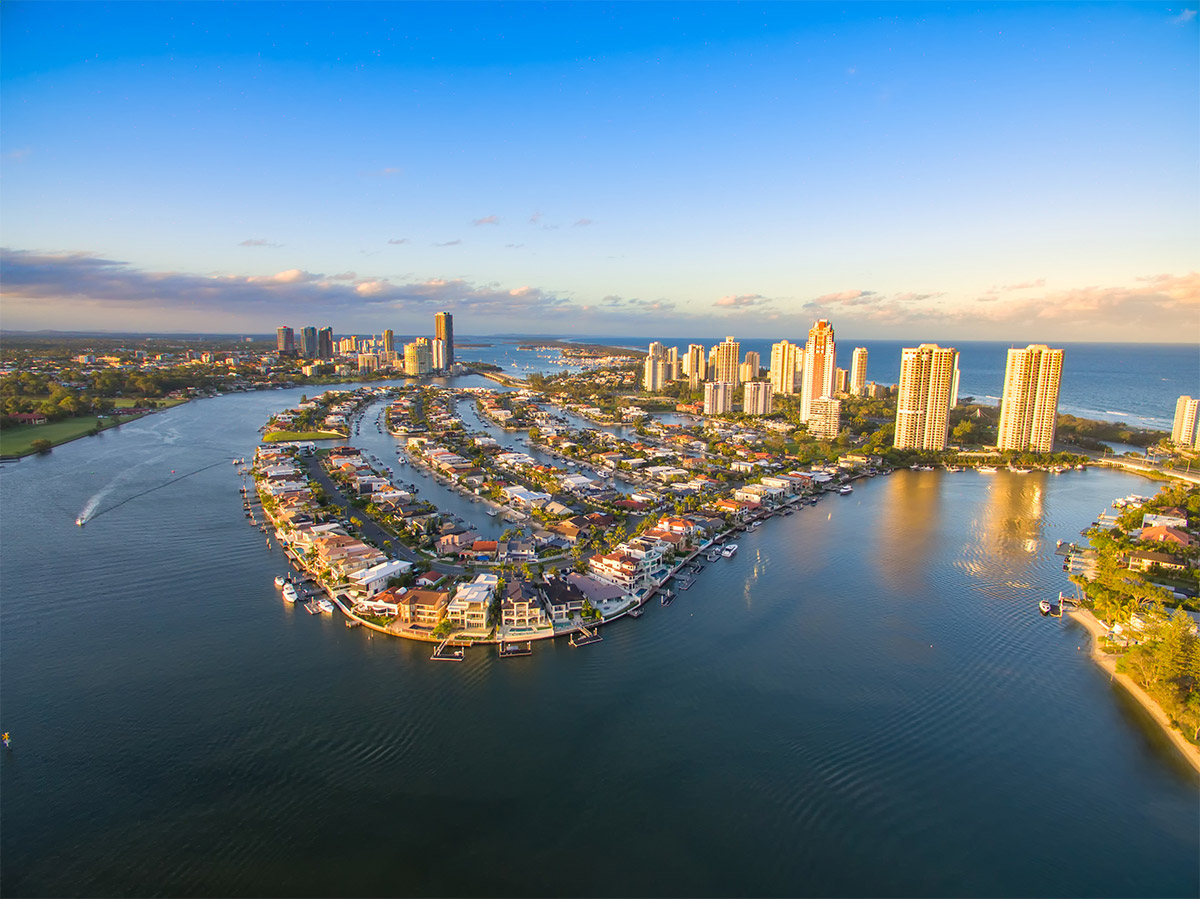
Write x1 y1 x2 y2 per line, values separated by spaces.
282 583 299 603
721 544 738 558
838 485 853 495
978 466 998 473
317 599 335 614
274 575 287 588
76 517 85 527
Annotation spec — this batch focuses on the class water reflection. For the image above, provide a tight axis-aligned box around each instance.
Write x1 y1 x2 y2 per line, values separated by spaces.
961 473 1047 597
876 472 943 592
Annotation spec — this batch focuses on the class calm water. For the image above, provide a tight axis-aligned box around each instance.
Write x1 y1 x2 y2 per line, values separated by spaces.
1 385 1197 897
566 338 1200 430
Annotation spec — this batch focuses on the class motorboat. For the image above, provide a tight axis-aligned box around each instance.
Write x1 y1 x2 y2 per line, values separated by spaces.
317 599 335 614
76 517 85 527
282 583 299 603
978 466 998 473
274 575 287 588
838 485 853 495
721 544 738 558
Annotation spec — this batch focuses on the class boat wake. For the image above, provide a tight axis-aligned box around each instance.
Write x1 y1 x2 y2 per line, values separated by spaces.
77 459 228 525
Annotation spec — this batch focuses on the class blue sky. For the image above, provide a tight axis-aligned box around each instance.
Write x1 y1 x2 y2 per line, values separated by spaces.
1 2 1196 341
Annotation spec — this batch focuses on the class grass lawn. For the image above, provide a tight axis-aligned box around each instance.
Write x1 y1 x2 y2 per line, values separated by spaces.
0 413 149 457
263 430 346 442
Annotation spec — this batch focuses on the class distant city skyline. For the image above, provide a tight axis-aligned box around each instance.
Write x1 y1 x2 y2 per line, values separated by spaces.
1 3 1196 341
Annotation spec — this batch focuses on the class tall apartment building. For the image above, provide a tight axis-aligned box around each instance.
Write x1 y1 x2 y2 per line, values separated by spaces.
704 381 732 415
432 338 447 371
276 326 295 355
685 344 706 390
809 397 841 440
357 352 379 372
300 326 318 359
769 340 799 395
833 367 849 394
1172 395 1200 447
404 338 433 376
435 312 454 367
800 320 836 422
893 344 961 451
740 351 761 384
644 342 667 391
850 347 868 396
338 336 359 355
743 381 773 416
317 327 334 360
997 344 1063 453
713 337 741 389
382 329 395 360
665 346 680 381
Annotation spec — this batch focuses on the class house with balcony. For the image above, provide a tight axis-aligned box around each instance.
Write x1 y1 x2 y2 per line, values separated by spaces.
500 579 548 629
446 573 499 632
539 576 586 623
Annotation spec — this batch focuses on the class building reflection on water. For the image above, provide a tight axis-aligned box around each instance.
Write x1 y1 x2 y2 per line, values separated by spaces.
961 472 1048 598
876 471 945 593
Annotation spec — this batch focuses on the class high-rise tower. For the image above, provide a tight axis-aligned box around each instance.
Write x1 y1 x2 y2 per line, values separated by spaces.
799 320 836 422
893 344 960 451
1172 395 1200 447
714 337 741 389
435 312 454 367
850 347 868 396
276 326 295 355
997 345 1063 453
769 340 799 395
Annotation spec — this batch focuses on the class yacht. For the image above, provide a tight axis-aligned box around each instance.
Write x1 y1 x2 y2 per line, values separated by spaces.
282 583 299 603
317 599 335 614
274 575 287 588
838 485 853 495
76 516 85 527
978 466 998 473
721 543 739 558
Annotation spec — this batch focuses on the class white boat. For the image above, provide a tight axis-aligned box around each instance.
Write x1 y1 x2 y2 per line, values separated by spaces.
978 466 998 473
838 485 853 494
1009 467 1032 474
76 517 85 527
274 575 287 588
721 544 738 558
486 509 498 517
282 583 298 603
317 599 335 614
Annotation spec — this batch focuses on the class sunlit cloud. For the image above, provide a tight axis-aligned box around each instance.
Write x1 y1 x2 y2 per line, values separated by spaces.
472 215 500 226
1001 278 1045 291
1172 8 1197 24
434 239 462 247
714 293 770 308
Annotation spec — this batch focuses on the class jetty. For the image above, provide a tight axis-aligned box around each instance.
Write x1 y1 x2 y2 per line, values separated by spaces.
431 638 467 661
498 640 532 658
569 625 602 647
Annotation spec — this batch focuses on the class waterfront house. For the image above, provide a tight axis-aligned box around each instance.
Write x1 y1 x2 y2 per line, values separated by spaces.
446 574 499 631
392 588 450 629
1139 525 1196 550
1125 550 1188 573
348 559 412 597
500 579 547 628
540 576 586 623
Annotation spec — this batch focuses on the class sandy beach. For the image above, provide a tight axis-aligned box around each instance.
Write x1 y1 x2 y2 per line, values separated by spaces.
1068 608 1200 774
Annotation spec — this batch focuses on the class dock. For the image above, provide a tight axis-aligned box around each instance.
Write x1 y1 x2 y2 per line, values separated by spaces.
431 638 466 661
569 625 603 647
498 641 532 658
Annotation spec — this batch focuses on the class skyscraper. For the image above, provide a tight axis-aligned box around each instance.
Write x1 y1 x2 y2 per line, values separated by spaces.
743 380 773 416
850 347 868 396
435 312 454 367
276 326 295 355
643 355 665 392
997 344 1064 453
665 346 680 381
1172 395 1200 447
769 340 799 395
893 344 961 451
432 338 447 371
714 336 741 389
317 327 333 360
704 381 732 415
300 326 318 359
685 344 706 391
800 320 836 422
382 329 395 360
404 338 433 376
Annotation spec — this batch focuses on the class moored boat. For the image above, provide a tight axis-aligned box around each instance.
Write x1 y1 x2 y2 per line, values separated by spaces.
722 543 738 558
317 599 335 614
274 575 287 588
282 583 298 603
838 485 853 495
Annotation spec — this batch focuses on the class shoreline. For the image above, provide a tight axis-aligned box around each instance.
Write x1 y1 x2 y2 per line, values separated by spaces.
1067 607 1200 775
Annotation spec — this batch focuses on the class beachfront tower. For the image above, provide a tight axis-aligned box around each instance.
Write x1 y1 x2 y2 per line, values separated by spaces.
769 340 799 395
685 344 707 390
894 344 961 451
1172 395 1200 448
318 327 334 360
714 337 741 389
800 320 837 423
435 312 455 367
997 345 1063 453
809 397 842 440
850 347 868 395
300 326 318 359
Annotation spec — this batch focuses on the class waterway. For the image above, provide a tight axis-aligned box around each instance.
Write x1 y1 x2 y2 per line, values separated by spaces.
1 385 1197 897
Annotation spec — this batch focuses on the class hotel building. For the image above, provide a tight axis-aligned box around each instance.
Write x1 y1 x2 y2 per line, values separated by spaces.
997 344 1064 453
